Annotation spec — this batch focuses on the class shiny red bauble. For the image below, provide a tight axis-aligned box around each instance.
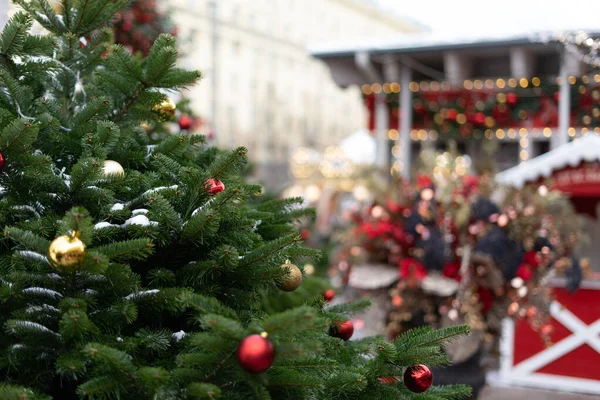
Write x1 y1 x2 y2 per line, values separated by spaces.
205 178 225 195
178 114 194 130
403 364 433 393
329 320 354 341
516 264 534 282
237 334 275 373
323 289 335 302
507 92 518 106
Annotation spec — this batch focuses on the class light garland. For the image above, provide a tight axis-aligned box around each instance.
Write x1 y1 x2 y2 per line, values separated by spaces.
401 126 600 142
552 31 600 68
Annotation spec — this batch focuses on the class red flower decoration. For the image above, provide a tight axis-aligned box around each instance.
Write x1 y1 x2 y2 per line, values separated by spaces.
399 258 428 281
477 287 495 314
516 264 534 282
443 262 462 281
523 250 539 268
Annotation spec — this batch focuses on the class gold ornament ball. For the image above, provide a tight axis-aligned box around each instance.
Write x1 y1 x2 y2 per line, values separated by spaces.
49 234 86 271
102 160 124 177
277 260 303 292
153 98 176 122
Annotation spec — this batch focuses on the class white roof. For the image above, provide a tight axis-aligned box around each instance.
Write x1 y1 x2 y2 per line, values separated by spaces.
495 135 600 188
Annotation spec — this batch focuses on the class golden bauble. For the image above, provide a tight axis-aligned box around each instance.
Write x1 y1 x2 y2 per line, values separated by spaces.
49 234 86 271
102 160 124 177
277 260 303 292
152 98 176 122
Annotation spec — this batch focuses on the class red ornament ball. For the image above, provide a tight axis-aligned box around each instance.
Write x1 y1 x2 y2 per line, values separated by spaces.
329 320 354 341
507 92 518 106
205 178 225 195
178 114 194 130
237 334 275 373
446 108 458 121
404 364 433 393
0 152 5 169
474 112 486 125
323 289 335 302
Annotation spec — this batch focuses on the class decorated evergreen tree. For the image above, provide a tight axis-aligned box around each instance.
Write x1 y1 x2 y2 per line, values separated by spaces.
0 2 471 399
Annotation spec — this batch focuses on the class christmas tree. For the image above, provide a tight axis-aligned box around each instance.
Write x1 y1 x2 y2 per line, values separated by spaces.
0 2 471 399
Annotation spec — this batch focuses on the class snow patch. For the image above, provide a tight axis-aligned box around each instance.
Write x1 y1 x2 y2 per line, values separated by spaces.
94 221 120 230
25 304 60 314
125 289 160 300
123 215 158 227
17 250 50 264
110 203 125 212
131 209 149 216
142 185 178 197
23 287 63 299
173 330 186 341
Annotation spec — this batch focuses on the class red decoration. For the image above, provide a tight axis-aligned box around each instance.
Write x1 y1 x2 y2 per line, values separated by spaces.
323 289 335 302
330 320 354 341
507 92 518 106
0 152 5 170
205 178 225 195
477 287 494 315
446 108 458 121
403 364 433 393
516 264 534 282
399 258 428 281
553 91 560 103
474 112 486 125
300 229 311 240
178 114 194 130
237 334 275 373
442 262 461 281
523 250 539 268
416 174 433 190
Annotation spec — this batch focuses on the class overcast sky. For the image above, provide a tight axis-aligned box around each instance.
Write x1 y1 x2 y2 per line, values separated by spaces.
375 0 600 36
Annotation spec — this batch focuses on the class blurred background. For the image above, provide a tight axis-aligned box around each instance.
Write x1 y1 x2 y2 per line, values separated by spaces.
4 0 600 398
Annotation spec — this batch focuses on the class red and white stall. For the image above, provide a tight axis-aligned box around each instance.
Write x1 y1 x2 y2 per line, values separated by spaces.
493 135 600 394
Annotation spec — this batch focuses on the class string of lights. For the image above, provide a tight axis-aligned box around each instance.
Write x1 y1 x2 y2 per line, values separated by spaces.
552 31 600 68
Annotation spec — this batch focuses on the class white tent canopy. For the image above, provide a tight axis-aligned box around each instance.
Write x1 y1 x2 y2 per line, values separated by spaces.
495 135 600 188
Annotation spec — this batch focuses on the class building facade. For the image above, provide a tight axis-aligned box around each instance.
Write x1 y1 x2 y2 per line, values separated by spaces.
169 0 419 189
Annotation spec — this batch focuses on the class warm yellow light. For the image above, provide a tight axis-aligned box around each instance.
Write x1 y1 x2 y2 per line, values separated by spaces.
520 137 529 147
520 150 529 160
496 93 507 103
508 128 517 138
485 129 493 139
409 82 419 92
519 78 528 88
496 79 506 89
392 145 402 157
595 74 600 83
568 127 576 137
518 110 528 120
464 80 474 90
543 127 552 137
383 83 391 93
508 78 518 88
582 75 590 84
474 80 484 90
582 127 589 135
429 131 438 140
579 85 587 94
475 100 486 111
390 82 401 92
519 128 528 137
371 83 382 94
362 84 373 95
388 129 399 140
556 77 563 85
568 76 577 85
392 160 403 171
496 129 505 139
456 114 467 124
485 79 494 89
430 81 440 91
595 127 600 133
410 130 418 140
441 82 451 91
418 129 427 141
420 81 430 91
484 116 495 128
532 77 541 86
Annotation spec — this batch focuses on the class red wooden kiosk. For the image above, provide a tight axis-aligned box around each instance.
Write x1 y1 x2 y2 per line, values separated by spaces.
493 135 600 394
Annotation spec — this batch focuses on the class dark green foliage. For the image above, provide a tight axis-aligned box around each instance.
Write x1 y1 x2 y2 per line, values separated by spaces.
0 1 471 399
